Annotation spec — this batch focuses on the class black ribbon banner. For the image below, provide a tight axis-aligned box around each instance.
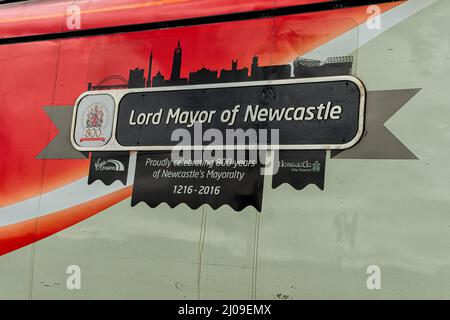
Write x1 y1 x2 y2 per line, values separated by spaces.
131 151 264 211
88 152 130 185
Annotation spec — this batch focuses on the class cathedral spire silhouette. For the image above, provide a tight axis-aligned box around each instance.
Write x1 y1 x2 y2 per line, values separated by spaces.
146 50 153 87
170 41 182 81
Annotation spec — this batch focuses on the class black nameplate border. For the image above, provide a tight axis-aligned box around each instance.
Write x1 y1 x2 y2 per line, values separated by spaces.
71 76 365 152
88 151 130 186
131 151 264 211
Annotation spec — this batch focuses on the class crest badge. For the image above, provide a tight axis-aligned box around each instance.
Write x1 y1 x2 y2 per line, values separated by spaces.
73 94 115 148
81 103 108 142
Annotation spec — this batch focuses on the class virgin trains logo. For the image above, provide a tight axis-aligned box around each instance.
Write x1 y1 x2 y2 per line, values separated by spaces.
88 152 130 185
94 158 125 172
81 104 108 142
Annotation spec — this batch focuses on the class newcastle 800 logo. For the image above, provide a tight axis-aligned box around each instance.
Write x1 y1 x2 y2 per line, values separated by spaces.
82 103 107 142
73 94 115 148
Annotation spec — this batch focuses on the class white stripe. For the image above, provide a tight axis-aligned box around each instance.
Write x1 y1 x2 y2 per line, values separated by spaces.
0 173 132 227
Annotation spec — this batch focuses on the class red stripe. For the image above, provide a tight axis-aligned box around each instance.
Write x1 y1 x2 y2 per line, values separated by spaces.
0 186 132 256
80 137 106 142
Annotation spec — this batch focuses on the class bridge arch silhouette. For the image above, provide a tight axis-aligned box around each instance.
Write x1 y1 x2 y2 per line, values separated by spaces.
90 75 128 90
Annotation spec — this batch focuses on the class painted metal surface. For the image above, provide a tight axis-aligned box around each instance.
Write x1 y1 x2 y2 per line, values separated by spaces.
0 0 334 39
0 0 449 299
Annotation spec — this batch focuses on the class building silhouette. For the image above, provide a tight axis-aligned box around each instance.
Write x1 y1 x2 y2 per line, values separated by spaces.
128 68 146 88
250 55 291 80
189 67 218 84
293 56 353 78
152 71 166 87
219 59 248 82
88 40 354 90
